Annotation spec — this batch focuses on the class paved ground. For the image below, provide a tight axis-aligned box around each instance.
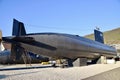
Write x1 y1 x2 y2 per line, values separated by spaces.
83 67 120 80
0 62 120 80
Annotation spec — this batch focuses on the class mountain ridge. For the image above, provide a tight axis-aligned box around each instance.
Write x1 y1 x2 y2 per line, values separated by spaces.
85 27 120 44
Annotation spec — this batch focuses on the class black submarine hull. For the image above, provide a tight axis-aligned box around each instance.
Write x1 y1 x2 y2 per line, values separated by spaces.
3 33 116 60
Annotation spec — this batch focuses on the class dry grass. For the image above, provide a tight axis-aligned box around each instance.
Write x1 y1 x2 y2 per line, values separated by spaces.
85 27 120 44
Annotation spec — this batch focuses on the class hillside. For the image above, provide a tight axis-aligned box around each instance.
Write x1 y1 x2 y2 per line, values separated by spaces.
85 27 120 44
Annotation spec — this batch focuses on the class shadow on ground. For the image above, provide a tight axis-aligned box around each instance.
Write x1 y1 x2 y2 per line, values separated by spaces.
0 65 53 71
0 75 7 79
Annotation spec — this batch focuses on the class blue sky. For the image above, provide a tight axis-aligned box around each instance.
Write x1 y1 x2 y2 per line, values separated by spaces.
0 0 120 36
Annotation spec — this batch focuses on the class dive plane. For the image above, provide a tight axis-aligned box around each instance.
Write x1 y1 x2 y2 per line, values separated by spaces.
0 30 48 64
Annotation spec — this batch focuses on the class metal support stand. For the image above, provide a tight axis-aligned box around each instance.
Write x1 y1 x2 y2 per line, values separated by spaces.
22 50 32 67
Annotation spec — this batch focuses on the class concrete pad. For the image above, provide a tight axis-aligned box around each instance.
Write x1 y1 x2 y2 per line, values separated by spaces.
83 67 120 80
0 61 120 80
73 58 87 66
